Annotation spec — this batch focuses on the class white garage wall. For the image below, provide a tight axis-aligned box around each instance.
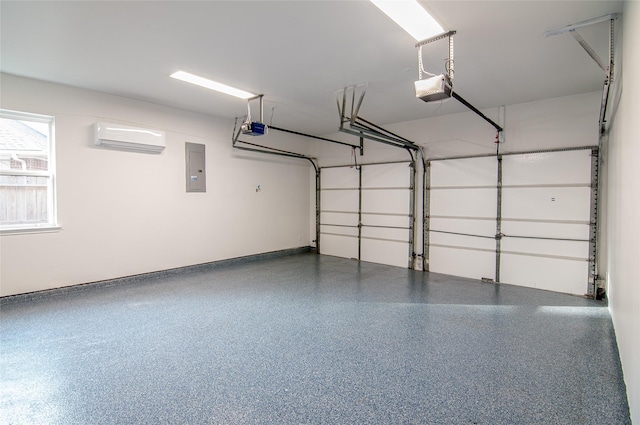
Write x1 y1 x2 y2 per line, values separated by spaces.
0 73 311 297
603 2 640 423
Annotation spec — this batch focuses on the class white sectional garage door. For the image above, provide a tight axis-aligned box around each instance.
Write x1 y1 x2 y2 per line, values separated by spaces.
319 162 413 269
427 147 597 296
500 150 594 295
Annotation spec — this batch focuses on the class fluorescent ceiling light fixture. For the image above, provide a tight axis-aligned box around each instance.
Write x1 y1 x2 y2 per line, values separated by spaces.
170 71 256 99
370 0 444 41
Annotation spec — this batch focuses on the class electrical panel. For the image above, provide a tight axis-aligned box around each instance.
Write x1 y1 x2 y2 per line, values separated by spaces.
185 142 206 192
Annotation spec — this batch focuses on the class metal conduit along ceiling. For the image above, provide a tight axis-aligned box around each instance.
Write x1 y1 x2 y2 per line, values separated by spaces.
0 1 623 152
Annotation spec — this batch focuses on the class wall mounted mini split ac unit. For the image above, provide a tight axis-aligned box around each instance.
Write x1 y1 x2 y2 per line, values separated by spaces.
94 122 166 153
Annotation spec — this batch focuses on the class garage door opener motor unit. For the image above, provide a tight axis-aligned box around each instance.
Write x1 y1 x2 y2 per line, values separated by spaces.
414 30 456 103
241 94 268 136
413 30 503 135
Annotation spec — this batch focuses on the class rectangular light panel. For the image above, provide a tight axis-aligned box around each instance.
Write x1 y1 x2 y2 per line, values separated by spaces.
370 0 444 42
170 71 256 99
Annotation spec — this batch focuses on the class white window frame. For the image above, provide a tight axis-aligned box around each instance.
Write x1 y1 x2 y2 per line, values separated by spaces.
0 109 59 235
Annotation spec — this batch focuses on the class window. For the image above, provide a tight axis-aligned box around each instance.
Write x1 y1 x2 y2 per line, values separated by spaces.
0 109 58 233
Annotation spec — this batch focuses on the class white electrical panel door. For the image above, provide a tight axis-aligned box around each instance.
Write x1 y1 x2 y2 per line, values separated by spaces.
428 157 498 280
361 163 412 268
500 150 592 295
319 167 359 260
185 142 206 192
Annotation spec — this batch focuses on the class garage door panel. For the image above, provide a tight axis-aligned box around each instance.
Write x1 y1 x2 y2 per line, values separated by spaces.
321 211 357 226
502 187 591 222
501 221 590 240
320 233 358 259
430 188 496 217
321 167 359 188
361 239 407 268
501 238 589 260
362 214 409 228
360 163 410 268
500 254 588 295
361 226 408 242
430 217 496 238
429 247 496 280
362 189 410 214
502 150 592 186
428 157 496 281
321 224 358 237
431 157 496 187
430 232 495 251
321 190 358 212
362 163 411 187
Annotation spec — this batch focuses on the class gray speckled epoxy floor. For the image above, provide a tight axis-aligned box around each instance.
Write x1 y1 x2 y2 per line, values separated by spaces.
0 253 631 424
